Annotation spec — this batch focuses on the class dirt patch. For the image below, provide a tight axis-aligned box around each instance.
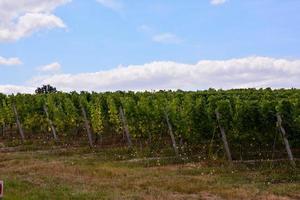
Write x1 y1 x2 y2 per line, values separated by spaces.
200 192 224 200
256 194 297 200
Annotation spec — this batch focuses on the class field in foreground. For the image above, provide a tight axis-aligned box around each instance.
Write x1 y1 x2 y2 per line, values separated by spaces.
0 146 299 200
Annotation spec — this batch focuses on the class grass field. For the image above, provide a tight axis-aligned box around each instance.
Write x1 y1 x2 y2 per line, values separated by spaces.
0 146 299 200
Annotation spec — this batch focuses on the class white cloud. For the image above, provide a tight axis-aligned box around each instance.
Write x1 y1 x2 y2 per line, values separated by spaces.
210 0 227 5
152 33 182 44
0 85 34 94
1 56 299 94
37 62 61 73
96 0 122 11
0 0 71 42
0 56 22 66
138 25 182 45
24 56 300 92
137 24 153 34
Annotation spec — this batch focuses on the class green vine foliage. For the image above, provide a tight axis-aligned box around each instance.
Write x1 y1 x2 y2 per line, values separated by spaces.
107 95 122 135
0 89 299 156
89 95 105 135
0 97 14 126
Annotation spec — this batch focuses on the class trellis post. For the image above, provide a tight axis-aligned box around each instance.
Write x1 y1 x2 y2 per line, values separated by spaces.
80 104 93 148
276 113 296 167
215 111 232 163
12 103 25 142
43 105 58 141
119 107 132 148
164 110 179 156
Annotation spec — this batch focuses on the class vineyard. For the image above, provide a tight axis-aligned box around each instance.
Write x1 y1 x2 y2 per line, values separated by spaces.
1 88 299 164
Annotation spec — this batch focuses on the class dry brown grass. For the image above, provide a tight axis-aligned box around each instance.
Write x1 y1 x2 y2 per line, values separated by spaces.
0 148 299 200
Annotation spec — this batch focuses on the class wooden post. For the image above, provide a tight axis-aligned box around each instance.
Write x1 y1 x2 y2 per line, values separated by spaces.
164 110 179 156
276 113 296 167
43 105 58 141
0 180 3 199
119 107 132 148
81 105 93 148
1 124 4 137
12 103 25 142
215 111 232 163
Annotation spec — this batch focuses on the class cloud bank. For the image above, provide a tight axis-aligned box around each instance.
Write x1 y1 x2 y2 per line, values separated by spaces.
0 56 22 66
0 0 70 42
0 85 35 94
1 56 299 94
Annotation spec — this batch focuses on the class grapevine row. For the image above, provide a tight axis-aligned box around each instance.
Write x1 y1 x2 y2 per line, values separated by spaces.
0 89 299 163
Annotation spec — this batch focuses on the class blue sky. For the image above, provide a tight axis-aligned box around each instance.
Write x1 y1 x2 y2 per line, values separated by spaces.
0 0 300 93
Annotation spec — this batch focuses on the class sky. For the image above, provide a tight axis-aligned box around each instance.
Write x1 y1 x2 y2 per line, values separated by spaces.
0 0 300 93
